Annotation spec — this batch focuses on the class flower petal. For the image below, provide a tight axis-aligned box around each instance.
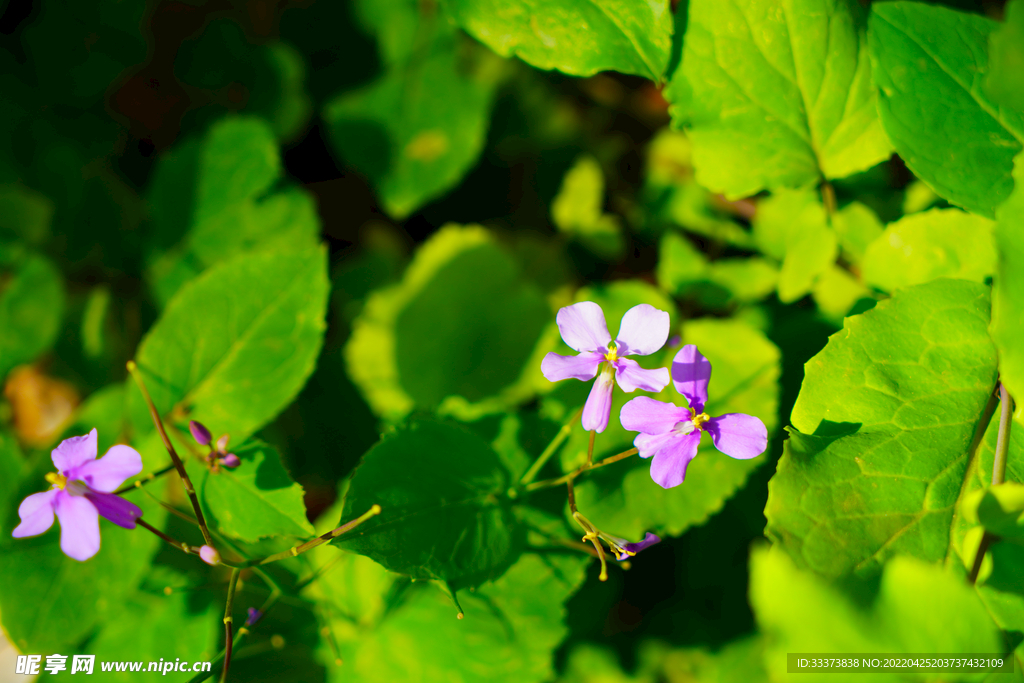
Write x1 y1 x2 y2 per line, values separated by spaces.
540 351 604 383
84 491 142 529
633 431 678 459
54 492 100 561
671 345 711 412
12 489 59 538
614 359 670 393
649 431 701 489
614 304 670 356
706 413 768 459
51 428 98 474
581 373 615 433
620 396 689 435
618 532 661 560
74 445 143 493
556 302 611 352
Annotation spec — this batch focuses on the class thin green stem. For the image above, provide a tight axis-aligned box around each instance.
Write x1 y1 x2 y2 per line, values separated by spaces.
585 430 596 467
114 463 176 495
245 505 381 567
519 407 582 485
523 447 638 493
992 384 1014 486
970 385 1015 586
137 518 198 556
220 568 241 683
126 360 214 547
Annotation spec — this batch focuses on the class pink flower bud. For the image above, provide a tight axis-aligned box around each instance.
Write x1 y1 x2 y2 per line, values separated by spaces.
199 545 220 565
216 434 230 453
189 421 212 446
220 453 241 468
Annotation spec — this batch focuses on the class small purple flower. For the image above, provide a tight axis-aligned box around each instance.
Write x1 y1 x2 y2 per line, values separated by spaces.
541 302 671 432
219 453 240 468
189 420 213 446
607 531 661 561
620 345 768 489
199 545 221 566
245 607 262 627
12 429 144 561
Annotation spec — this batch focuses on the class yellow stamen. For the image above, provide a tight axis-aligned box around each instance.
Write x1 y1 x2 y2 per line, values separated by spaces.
604 342 618 363
692 412 710 429
45 472 67 489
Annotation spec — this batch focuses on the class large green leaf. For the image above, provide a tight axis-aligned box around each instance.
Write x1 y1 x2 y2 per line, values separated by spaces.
333 418 523 587
128 248 330 465
751 548 1002 682
986 0 1024 114
89 579 218 682
991 154 1024 408
572 317 779 540
325 1 499 218
765 279 998 579
344 225 550 423
868 2 1024 218
324 552 587 683
147 118 320 305
669 0 890 198
861 208 997 292
551 155 624 259
0 464 164 654
184 439 314 543
442 0 672 81
0 245 64 381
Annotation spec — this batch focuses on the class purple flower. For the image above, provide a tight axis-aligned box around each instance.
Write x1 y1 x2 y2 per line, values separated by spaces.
12 429 144 561
189 420 212 446
620 345 767 489
606 531 661 560
199 545 221 566
245 607 262 627
541 302 671 432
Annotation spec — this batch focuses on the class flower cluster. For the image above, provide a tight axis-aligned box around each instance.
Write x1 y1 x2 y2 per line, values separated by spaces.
543 301 768 489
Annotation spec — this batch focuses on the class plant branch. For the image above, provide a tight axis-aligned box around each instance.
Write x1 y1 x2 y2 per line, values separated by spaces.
220 568 241 683
127 360 214 547
519 407 582 485
114 463 176 495
969 385 1015 585
245 505 381 567
523 447 638 493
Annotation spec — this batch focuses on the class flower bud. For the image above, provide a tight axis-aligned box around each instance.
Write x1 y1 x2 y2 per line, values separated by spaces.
246 607 262 626
216 434 230 454
189 421 212 446
220 453 241 468
199 544 220 566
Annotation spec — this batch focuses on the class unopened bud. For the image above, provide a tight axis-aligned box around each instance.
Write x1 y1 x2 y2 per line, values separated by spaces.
216 434 230 454
189 420 212 446
220 453 241 468
246 607 263 626
199 545 220 566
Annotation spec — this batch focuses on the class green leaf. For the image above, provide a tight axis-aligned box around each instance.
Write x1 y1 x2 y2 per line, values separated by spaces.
0 471 164 653
324 552 587 683
810 265 870 321
752 189 837 303
552 156 624 259
670 0 891 198
67 384 127 455
89 580 218 682
831 201 883 264
573 317 779 540
325 3 500 218
0 431 24 514
0 245 64 381
986 0 1024 114
963 483 1024 542
751 547 1002 680
333 418 523 587
991 154 1024 408
868 2 1024 218
765 279 998 579
861 208 996 292
128 248 330 465
344 225 550 422
656 231 709 295
185 439 314 543
0 184 53 245
147 118 321 305
441 0 673 81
